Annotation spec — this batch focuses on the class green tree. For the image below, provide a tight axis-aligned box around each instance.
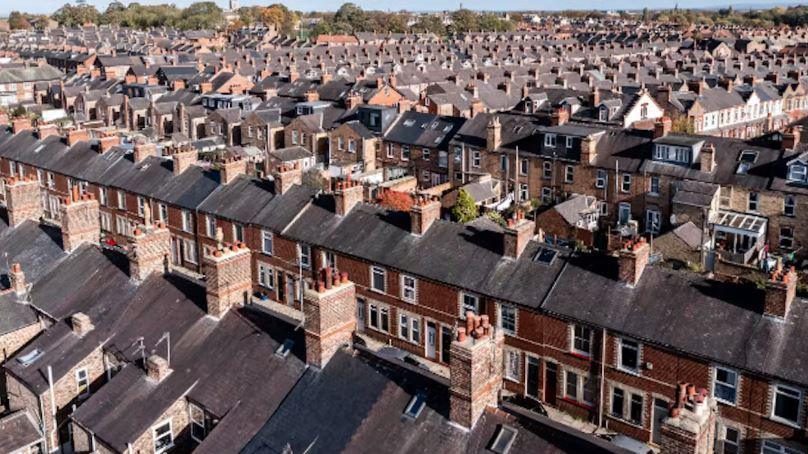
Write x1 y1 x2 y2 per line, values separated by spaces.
178 1 223 30
52 4 101 27
333 3 369 33
450 9 478 33
413 15 444 35
452 188 479 223
642 8 650 22
9 11 32 29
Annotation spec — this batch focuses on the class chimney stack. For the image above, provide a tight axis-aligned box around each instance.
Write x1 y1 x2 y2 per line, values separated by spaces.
171 145 198 176
59 186 100 253
550 106 570 126
781 126 802 150
764 266 797 319
219 157 247 185
272 162 303 195
204 243 252 319
9 263 26 296
503 211 535 259
67 128 90 146
579 135 598 165
129 219 171 282
653 116 672 139
5 176 43 227
70 312 94 337
145 354 172 382
618 237 650 287
12 117 32 134
659 383 718 454
486 116 502 151
449 312 504 429
333 178 363 216
700 143 715 173
410 196 441 236
303 268 357 368
36 123 59 140
133 139 157 163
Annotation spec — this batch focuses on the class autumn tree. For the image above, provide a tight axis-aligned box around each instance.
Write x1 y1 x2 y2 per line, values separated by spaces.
376 190 414 212
9 11 32 30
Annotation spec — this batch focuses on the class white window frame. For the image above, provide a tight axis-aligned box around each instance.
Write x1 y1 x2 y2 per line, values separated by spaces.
400 275 417 303
460 292 479 317
504 349 520 382
595 169 607 188
397 311 421 344
183 238 198 264
564 369 593 405
564 165 574 183
762 439 803 454
617 338 641 375
621 173 631 193
189 403 206 443
370 266 386 293
205 215 216 238
499 303 517 335
261 230 273 255
571 324 592 357
152 419 174 454
748 192 759 212
610 385 644 426
258 262 275 290
770 383 803 428
298 244 311 269
181 210 193 232
544 133 557 148
76 367 90 396
713 366 739 405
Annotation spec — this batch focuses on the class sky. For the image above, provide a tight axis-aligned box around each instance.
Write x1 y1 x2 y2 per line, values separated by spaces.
1 0 799 17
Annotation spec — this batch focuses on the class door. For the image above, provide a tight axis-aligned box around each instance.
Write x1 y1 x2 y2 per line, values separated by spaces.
652 398 668 444
544 362 558 406
526 356 540 399
171 238 181 265
356 298 366 331
277 273 285 303
426 322 437 359
441 327 452 364
285 275 296 306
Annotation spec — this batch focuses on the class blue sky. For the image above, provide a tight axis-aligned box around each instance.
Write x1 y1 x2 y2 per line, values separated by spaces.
2 0 797 17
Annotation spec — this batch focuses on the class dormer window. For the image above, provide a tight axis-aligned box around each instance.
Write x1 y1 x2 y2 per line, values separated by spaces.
788 163 807 183
737 150 758 174
544 133 557 148
653 144 690 164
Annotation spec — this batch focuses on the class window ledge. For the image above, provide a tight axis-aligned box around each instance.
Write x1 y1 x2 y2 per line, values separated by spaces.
616 367 641 377
770 415 802 429
569 351 591 360
560 397 593 411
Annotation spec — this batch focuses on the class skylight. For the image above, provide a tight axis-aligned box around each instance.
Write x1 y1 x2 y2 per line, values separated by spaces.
403 119 416 127
737 150 759 174
403 392 427 419
490 425 518 454
17 348 44 367
533 248 557 265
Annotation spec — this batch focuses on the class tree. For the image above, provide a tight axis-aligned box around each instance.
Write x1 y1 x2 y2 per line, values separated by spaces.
413 15 444 35
376 190 414 212
332 3 369 33
450 9 479 33
9 11 32 30
178 1 223 30
451 188 478 223
642 8 650 23
52 4 101 27
671 115 695 134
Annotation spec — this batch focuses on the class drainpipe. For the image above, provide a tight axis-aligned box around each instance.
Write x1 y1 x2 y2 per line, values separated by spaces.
597 328 607 430
47 365 57 452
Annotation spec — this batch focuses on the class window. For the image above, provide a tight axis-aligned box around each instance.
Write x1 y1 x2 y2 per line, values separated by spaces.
181 210 193 232
337 136 344 150
499 304 517 335
542 161 552 180
137 197 146 217
233 224 244 243
544 133 557 147
505 350 520 381
291 130 298 145
490 425 518 454
183 239 197 264
762 440 803 454
403 392 427 419
99 187 108 206
189 403 206 443
461 293 479 316
116 215 129 236
158 203 168 222
788 164 807 183
152 420 173 453
611 387 644 425
649 176 660 195
621 173 631 193
565 370 592 405
564 165 574 183
771 384 802 426
398 313 420 343
720 186 731 208
499 154 508 171
258 263 275 289
401 275 417 302
380 307 390 332
472 150 481 168
46 172 54 189
784 195 796 216
541 187 552 204
519 184 528 202
646 209 661 234
349 139 357 153
722 426 740 454
76 368 90 396
323 251 337 271
402 146 410 161
298 244 311 268
371 266 386 292
117 190 126 209
100 212 111 232
205 216 216 237
369 304 379 329
748 192 759 211
520 159 529 176
571 325 592 356
386 143 394 158
618 338 640 374
596 169 607 188
261 230 273 255
780 226 795 250
566 136 574 148
422 148 430 160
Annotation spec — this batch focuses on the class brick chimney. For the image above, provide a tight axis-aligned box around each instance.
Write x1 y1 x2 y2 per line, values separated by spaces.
653 116 672 139
700 143 715 173
410 196 441 235
9 263 27 296
450 312 504 429
204 243 252 318
59 187 100 253
590 89 601 107
486 116 502 150
172 145 198 176
97 134 120 153
129 220 171 282
133 139 157 163
764 267 798 319
36 123 59 140
272 162 303 195
781 126 802 150
618 237 650 287
70 312 94 337
219 157 247 185
333 178 363 216
579 136 598 165
12 117 32 134
303 268 357 368
304 88 320 102
146 354 172 382
503 211 535 259
5 176 43 227
67 128 90 146
659 383 718 454
550 106 570 126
